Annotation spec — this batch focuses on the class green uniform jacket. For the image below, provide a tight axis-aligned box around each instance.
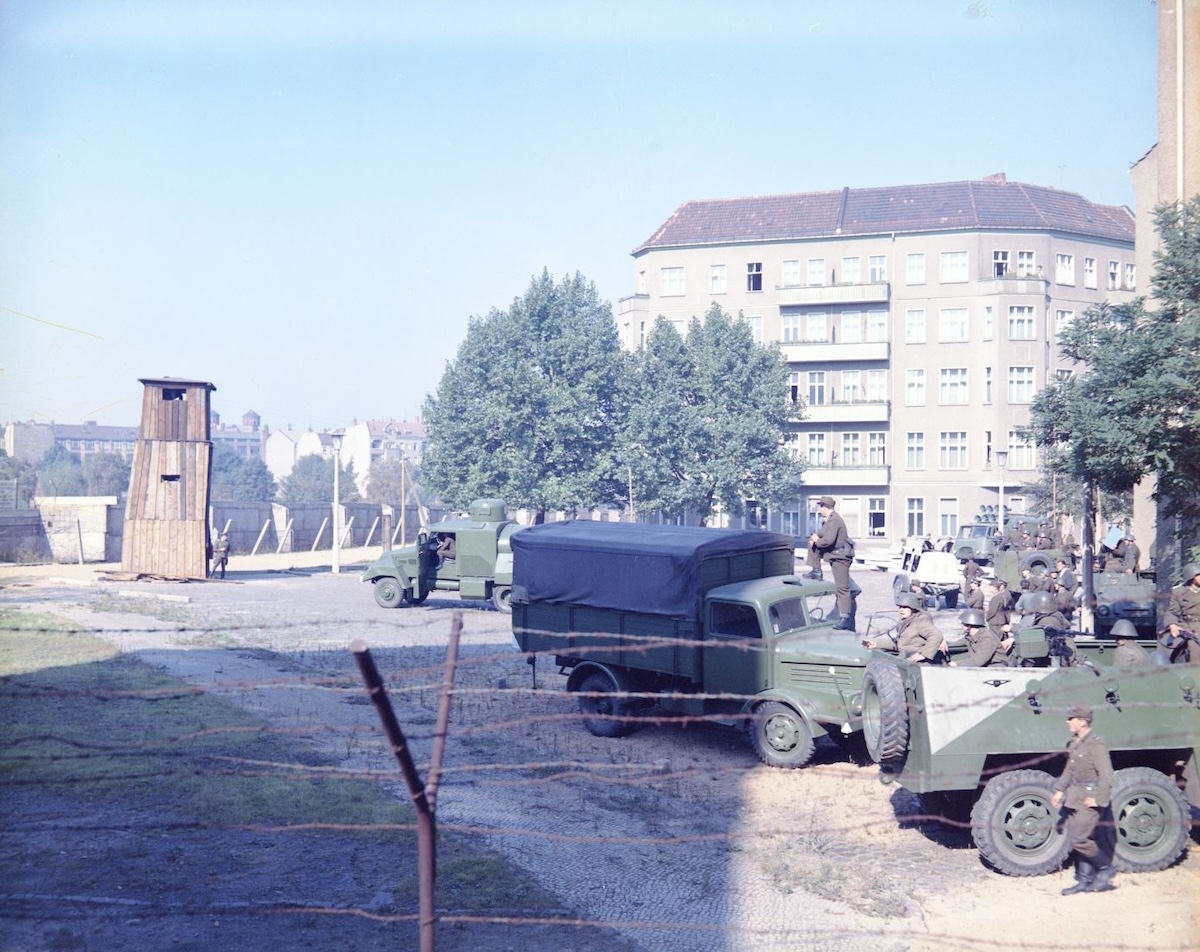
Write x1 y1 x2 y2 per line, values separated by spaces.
1162 583 1200 663
1053 730 1114 810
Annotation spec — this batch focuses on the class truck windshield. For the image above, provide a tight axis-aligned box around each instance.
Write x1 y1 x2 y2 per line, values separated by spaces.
768 597 807 634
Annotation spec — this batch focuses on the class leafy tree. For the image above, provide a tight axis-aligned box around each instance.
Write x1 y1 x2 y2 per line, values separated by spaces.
82 452 131 496
0 449 37 507
210 444 277 503
422 270 626 510
620 306 804 525
277 454 360 505
1027 199 1200 527
365 458 421 509
36 445 86 497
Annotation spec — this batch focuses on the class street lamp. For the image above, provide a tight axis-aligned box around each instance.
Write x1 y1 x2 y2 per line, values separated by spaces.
995 449 1009 539
331 430 345 574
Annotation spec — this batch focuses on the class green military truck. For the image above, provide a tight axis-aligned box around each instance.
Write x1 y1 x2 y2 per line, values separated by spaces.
510 521 874 768
861 628 1198 876
361 498 522 612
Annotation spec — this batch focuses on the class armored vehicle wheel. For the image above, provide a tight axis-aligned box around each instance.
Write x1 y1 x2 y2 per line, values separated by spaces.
862 661 909 765
748 701 815 768
1111 767 1191 872
971 769 1069 876
491 585 513 613
373 578 407 609
576 671 636 738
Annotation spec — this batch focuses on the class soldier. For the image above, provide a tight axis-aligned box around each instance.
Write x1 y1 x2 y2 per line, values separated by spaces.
807 496 855 630
1053 576 1075 623
962 555 983 588
1051 704 1116 895
1121 535 1141 574
985 577 1013 643
1055 558 1077 594
949 609 1006 667
963 577 985 611
210 532 230 579
1022 590 1069 632
1110 619 1153 670
864 593 948 663
1160 561 1200 664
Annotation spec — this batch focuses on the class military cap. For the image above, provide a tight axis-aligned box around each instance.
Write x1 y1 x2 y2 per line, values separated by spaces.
1066 704 1093 722
818 495 836 509
895 593 923 611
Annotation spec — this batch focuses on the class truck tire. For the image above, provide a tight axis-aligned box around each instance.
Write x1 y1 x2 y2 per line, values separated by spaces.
491 585 513 613
748 701 815 769
970 769 1069 876
1110 767 1191 872
576 671 636 738
861 661 909 765
373 578 407 609
1020 552 1054 575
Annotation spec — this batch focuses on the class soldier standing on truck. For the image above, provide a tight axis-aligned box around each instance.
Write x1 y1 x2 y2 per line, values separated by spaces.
1161 561 1200 664
1051 704 1117 895
864 593 947 662
806 495 854 630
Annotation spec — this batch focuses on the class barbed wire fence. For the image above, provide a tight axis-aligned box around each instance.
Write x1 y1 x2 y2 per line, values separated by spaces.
1 606 1198 952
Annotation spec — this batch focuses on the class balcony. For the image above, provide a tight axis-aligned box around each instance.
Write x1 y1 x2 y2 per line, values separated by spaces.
799 465 890 487
777 281 889 306
781 340 889 362
802 400 890 424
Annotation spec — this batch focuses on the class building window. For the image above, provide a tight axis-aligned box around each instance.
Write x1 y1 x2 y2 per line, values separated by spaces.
1084 257 1097 289
993 250 1009 277
1124 263 1136 290
906 253 926 285
1008 305 1037 340
984 366 993 403
869 497 887 537
940 250 968 283
781 259 801 287
1054 309 1074 340
841 433 861 465
868 432 887 466
905 369 926 405
1055 253 1075 285
868 255 887 282
939 307 968 342
788 372 802 404
840 310 862 343
906 432 925 469
807 258 826 286
939 367 969 404
905 309 926 344
781 314 802 342
906 497 925 537
1108 260 1119 291
866 310 888 341
842 256 861 284
785 432 802 458
807 433 827 466
747 262 763 292
1007 430 1036 469
1017 251 1036 277
1056 368 1074 383
805 312 828 342
744 314 763 343
841 370 861 403
661 267 685 296
983 305 994 341
938 498 959 537
1007 366 1036 403
807 371 826 405
866 370 887 401
939 431 968 470
710 264 727 294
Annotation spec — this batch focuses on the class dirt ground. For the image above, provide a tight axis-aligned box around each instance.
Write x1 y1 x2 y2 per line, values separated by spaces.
2 556 1198 952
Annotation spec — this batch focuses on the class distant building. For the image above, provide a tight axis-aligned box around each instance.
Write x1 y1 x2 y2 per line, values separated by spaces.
620 175 1137 544
4 421 139 464
210 409 267 459
343 418 427 496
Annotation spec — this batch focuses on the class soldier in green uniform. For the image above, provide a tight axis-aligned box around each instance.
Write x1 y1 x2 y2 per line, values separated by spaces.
1161 562 1200 664
864 593 947 663
948 609 1006 667
1110 619 1153 670
1051 704 1116 895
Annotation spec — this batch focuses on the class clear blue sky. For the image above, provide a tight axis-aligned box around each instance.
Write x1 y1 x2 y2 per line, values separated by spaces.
0 0 1158 433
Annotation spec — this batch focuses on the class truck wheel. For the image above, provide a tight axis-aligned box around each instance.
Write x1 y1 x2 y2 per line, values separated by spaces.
748 701 815 768
1111 767 1191 872
576 671 635 738
970 769 1069 876
861 661 909 765
491 585 513 613
943 589 959 609
373 578 407 609
1020 553 1053 575
892 573 910 599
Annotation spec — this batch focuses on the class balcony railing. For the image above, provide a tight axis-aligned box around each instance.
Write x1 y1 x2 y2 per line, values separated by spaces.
776 281 889 306
798 464 890 487
801 400 890 424
781 340 889 362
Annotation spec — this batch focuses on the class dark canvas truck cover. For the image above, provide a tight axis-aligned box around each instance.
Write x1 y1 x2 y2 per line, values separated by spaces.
510 521 796 621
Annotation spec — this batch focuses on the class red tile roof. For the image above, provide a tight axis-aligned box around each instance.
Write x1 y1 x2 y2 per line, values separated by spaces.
633 178 1134 254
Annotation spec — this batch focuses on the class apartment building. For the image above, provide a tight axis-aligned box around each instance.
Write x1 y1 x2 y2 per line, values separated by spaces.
619 175 1136 545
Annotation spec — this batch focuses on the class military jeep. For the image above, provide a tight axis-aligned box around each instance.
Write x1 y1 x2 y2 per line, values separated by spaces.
861 629 1198 877
361 498 524 612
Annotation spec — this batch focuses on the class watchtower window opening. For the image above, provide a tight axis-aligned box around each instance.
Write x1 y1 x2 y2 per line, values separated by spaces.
160 474 181 482
162 388 186 401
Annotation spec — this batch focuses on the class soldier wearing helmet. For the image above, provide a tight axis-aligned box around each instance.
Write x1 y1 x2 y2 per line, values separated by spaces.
1160 562 1200 664
1023 589 1068 631
864 592 948 663
1110 619 1153 670
950 609 1006 667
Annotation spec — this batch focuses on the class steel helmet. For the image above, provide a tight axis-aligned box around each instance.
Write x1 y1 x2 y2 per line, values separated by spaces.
1182 562 1200 584
895 592 923 611
959 609 986 627
1109 619 1138 640
1025 591 1055 613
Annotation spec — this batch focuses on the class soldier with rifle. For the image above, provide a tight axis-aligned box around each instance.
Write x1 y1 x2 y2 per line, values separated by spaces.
1161 561 1200 664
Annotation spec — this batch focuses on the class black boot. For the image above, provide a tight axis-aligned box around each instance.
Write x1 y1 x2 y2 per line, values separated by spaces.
1087 864 1116 892
1061 859 1095 895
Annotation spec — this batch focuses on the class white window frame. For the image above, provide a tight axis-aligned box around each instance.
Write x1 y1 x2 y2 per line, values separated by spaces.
1124 262 1136 290
1007 430 1036 469
868 255 887 282
1007 366 1036 404
905 432 925 470
841 432 861 465
939 497 959 537
747 261 763 292
840 310 862 343
905 308 926 344
781 259 801 287
868 432 886 466
993 250 1009 277
866 310 888 341
840 370 861 403
906 253 926 285
1055 253 1075 285
939 431 968 470
710 264 727 294
804 312 828 342
744 314 763 344
807 371 826 406
807 432 827 466
1107 260 1119 291
906 497 925 537
1008 305 1037 340
781 314 802 343
660 266 685 296
1084 257 1097 289
866 370 887 402
1017 251 1036 277
807 258 827 286
938 367 968 405
841 256 861 284
939 250 968 283
938 307 968 342
905 368 926 405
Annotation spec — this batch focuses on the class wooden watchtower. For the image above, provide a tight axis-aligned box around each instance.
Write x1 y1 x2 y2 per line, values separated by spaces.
121 377 216 578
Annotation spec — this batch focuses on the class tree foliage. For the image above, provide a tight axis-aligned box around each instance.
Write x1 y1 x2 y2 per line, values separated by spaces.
36 445 86 496
422 270 626 510
210 444 278 503
0 450 38 507
1027 198 1200 525
82 452 131 496
277 454 361 505
365 458 421 509
620 306 805 525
